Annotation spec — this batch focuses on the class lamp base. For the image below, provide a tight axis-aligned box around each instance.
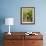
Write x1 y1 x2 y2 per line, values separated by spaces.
8 32 11 35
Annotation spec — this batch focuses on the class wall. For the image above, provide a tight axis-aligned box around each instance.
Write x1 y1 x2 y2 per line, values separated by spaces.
0 0 46 46
0 0 46 32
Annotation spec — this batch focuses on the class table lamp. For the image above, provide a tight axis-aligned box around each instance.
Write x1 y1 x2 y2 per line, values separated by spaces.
5 18 14 35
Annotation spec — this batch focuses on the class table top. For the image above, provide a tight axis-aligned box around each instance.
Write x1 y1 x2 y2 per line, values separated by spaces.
4 32 43 40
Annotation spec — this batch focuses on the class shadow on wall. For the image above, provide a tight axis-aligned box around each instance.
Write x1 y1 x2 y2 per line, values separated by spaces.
0 16 5 46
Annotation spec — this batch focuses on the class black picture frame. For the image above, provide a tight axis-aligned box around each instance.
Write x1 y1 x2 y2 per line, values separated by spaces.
21 7 35 24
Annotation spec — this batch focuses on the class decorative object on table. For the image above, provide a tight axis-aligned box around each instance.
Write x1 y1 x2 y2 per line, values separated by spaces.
25 32 38 35
21 7 35 24
5 18 14 35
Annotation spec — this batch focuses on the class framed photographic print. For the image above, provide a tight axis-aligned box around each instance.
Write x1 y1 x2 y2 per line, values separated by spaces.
21 7 35 24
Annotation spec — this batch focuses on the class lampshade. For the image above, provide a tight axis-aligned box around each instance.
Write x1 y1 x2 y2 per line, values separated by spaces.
5 18 14 25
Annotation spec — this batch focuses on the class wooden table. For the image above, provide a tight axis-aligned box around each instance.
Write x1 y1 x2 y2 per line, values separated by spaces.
4 32 43 46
